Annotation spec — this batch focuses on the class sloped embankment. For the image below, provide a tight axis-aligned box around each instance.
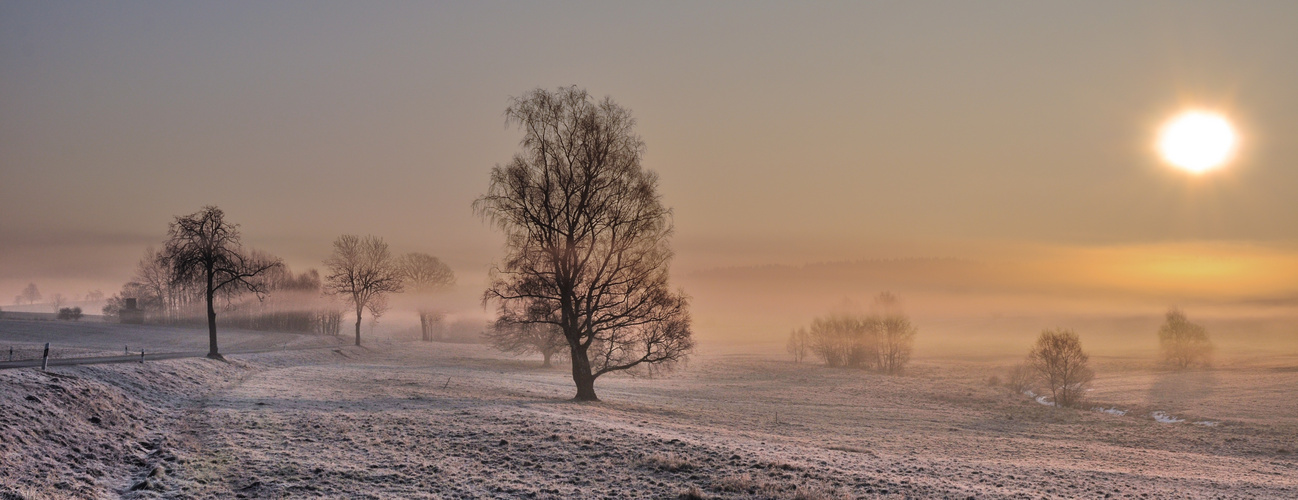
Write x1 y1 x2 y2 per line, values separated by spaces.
0 358 248 499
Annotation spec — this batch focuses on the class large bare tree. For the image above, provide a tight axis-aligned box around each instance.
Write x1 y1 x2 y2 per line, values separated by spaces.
397 252 455 341
475 86 693 401
164 206 281 359
324 235 405 346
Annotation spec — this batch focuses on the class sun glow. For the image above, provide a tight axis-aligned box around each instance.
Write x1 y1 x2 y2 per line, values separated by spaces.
1157 111 1237 173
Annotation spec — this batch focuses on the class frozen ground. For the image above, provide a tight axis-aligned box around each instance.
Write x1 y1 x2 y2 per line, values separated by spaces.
3 338 1297 499
0 319 338 361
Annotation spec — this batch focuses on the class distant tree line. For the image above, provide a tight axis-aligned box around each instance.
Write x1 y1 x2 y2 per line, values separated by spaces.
99 207 458 354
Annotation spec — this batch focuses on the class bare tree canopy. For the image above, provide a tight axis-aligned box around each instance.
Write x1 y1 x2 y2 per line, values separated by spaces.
398 252 456 342
1158 307 1214 370
398 253 455 292
164 205 281 359
475 86 693 401
1027 328 1094 408
18 283 41 305
323 234 405 346
485 317 568 368
48 292 67 313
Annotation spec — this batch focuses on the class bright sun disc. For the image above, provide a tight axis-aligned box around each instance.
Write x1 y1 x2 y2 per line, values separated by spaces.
1157 111 1236 173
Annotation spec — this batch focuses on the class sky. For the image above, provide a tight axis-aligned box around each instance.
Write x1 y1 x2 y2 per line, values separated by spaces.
3 2 1298 331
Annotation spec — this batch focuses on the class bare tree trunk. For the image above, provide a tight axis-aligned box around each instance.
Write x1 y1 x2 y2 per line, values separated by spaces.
570 344 598 401
205 268 221 360
542 349 553 368
420 314 429 342
354 305 363 347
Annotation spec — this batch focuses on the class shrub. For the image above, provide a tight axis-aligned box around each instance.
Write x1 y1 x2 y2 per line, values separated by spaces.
1004 363 1036 393
1158 307 1213 369
641 452 695 472
786 327 811 363
805 292 916 373
56 307 83 321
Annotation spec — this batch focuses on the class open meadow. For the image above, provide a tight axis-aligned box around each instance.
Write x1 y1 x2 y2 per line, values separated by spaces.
3 322 1295 499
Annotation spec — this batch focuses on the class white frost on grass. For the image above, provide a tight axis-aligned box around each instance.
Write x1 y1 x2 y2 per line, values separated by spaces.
1193 421 1219 427
1152 411 1185 423
1093 407 1127 416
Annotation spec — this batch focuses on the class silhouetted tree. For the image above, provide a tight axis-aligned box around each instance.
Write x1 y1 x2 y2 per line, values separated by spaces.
1158 307 1213 370
323 235 404 346
164 206 281 359
19 283 41 305
475 86 693 401
1027 328 1093 408
398 252 456 341
786 327 811 363
486 317 568 368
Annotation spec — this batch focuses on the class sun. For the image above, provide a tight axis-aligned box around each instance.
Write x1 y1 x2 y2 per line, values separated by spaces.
1157 111 1237 173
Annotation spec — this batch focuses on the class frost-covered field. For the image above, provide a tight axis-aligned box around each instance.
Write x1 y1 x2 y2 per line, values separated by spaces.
0 319 336 361
3 336 1297 499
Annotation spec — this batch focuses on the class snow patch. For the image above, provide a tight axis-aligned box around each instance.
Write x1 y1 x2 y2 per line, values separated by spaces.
1093 407 1127 416
1151 411 1185 424
1193 421 1219 427
1034 395 1056 407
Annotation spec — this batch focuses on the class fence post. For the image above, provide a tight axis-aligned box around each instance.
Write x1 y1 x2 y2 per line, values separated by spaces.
140 349 145 363
41 343 49 370
125 345 129 355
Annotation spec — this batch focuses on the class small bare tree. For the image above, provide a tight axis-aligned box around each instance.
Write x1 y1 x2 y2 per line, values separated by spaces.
872 292 917 374
164 206 281 359
398 252 455 341
323 235 405 346
48 293 67 313
475 86 693 400
1027 328 1094 408
19 283 41 305
486 317 568 367
786 327 811 363
1158 307 1213 370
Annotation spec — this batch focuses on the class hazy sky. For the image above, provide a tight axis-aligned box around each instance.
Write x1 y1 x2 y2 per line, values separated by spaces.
3 1 1298 305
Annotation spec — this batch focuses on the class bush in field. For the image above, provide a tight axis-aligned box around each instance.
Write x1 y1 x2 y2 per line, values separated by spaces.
804 292 916 373
786 327 811 363
56 307 83 321
1003 363 1036 393
1158 307 1213 370
1027 328 1093 408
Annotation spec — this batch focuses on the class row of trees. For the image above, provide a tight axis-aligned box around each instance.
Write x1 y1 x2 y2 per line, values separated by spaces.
785 293 918 374
321 235 455 346
105 206 457 358
10 284 104 310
